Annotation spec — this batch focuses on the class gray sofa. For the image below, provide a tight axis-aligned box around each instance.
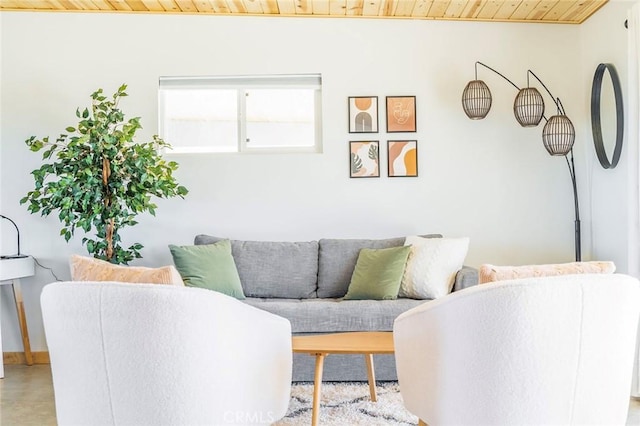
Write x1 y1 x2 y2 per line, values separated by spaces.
194 234 478 382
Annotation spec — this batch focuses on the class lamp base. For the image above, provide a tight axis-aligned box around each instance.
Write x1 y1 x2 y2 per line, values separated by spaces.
575 219 581 262
1 254 29 260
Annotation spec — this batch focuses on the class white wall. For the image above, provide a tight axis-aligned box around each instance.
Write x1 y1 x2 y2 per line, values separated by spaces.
1 11 588 351
581 0 635 274
580 0 640 397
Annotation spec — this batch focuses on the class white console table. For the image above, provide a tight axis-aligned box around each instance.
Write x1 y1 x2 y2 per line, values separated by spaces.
0 256 35 378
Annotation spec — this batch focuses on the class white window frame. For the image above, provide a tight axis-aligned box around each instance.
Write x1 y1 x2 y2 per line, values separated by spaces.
159 74 323 154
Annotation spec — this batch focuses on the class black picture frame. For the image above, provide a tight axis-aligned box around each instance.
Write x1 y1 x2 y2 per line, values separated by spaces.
387 140 418 177
348 96 379 133
349 141 380 178
386 96 416 133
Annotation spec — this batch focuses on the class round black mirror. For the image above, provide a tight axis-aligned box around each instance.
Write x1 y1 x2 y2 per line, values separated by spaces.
591 63 624 169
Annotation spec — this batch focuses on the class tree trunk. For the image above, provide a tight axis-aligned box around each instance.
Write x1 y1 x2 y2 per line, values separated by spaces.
102 157 114 262
106 218 114 261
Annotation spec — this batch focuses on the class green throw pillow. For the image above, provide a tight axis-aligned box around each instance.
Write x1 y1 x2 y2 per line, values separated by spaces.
343 245 411 300
169 240 245 300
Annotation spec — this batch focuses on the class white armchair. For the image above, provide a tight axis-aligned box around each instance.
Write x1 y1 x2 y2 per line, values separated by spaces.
393 273 640 426
41 281 292 425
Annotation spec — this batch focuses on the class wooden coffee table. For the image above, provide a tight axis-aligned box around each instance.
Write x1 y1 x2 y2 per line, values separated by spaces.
292 331 394 426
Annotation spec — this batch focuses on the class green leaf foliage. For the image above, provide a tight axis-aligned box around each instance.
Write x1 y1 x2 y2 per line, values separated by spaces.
21 85 188 264
351 153 362 175
368 143 378 161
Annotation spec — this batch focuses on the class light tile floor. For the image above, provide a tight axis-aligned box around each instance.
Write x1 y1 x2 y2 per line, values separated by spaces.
1 364 640 425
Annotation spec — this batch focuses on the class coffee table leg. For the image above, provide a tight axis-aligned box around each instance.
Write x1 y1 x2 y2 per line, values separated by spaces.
364 353 377 402
312 353 326 426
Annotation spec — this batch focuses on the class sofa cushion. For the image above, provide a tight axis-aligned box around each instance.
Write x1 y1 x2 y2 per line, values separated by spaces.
244 297 425 333
344 246 411 300
169 240 245 299
317 235 441 298
453 266 480 291
194 235 318 298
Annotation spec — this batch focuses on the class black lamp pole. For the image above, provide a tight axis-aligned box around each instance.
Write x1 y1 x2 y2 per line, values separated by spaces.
566 151 581 261
475 61 521 90
525 70 568 115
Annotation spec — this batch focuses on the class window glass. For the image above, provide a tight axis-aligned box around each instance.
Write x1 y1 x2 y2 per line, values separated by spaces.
245 89 315 149
162 89 237 153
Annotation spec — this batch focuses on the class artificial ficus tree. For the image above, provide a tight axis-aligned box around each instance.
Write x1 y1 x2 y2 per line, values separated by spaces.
21 84 188 264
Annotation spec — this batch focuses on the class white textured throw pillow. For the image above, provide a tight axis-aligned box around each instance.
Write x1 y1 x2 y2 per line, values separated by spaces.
400 236 470 299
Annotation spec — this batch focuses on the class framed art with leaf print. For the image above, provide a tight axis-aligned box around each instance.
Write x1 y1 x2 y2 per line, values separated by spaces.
386 96 416 132
350 141 380 178
348 96 379 133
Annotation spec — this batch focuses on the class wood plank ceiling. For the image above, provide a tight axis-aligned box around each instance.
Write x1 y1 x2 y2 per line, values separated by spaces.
0 1 608 24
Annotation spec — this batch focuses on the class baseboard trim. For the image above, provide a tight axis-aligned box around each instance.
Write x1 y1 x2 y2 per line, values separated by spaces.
3 352 50 364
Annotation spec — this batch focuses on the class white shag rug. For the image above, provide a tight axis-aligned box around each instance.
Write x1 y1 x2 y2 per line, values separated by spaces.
274 382 418 426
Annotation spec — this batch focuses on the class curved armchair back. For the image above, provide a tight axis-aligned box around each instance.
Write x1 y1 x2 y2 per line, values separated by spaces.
393 274 640 426
41 281 292 425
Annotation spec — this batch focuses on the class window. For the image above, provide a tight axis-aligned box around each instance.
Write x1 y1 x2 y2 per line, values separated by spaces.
159 74 322 154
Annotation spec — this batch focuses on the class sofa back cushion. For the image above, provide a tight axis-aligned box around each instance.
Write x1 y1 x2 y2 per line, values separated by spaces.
317 235 441 298
194 235 318 298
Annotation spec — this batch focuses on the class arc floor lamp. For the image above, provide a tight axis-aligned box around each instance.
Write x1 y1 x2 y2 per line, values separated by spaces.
462 61 580 261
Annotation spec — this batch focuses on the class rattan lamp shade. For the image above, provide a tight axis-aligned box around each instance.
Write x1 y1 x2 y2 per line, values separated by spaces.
542 115 575 156
462 80 492 119
513 88 545 127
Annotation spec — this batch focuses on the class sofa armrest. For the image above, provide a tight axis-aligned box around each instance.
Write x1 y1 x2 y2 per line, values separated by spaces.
453 266 478 292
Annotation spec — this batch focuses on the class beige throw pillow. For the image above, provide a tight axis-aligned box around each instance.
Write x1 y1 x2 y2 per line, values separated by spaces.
479 261 616 284
69 255 184 286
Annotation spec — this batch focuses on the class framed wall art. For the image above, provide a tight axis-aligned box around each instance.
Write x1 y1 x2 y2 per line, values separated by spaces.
349 141 380 178
388 140 418 177
386 96 416 133
348 96 379 133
